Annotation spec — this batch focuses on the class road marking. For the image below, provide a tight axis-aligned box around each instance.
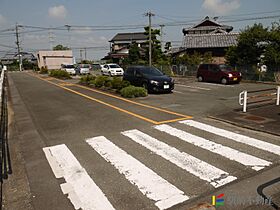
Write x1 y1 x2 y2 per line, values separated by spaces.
43 144 115 210
176 84 211 91
180 120 280 156
154 124 272 171
86 136 189 210
173 90 184 94
28 73 193 124
122 129 237 188
199 83 235 87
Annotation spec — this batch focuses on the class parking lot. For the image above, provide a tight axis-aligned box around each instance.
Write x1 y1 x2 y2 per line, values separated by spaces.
4 71 280 210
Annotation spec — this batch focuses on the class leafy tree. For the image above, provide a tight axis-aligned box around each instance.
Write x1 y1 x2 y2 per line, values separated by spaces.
225 23 269 66
143 26 163 64
128 42 141 64
53 44 70 51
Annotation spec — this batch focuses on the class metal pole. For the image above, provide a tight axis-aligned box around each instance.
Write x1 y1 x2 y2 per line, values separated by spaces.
276 86 280 106
243 91 248 112
145 11 154 67
15 23 22 71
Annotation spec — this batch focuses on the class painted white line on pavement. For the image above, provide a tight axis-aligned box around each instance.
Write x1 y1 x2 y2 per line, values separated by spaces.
199 83 235 87
180 120 280 156
173 90 184 94
122 129 237 188
43 144 115 210
176 84 211 90
86 136 189 210
155 125 271 171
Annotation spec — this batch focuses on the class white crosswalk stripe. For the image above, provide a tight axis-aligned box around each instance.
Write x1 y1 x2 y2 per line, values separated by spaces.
180 120 280 156
86 136 189 210
155 124 272 171
122 129 237 188
43 120 280 210
43 144 116 210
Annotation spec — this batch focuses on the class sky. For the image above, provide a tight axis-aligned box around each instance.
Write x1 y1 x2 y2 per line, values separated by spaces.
0 0 280 61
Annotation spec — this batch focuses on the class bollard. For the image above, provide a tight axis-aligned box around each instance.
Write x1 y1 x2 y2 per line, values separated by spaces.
277 86 280 106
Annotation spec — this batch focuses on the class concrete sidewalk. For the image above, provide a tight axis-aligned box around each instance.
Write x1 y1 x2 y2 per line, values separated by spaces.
209 103 280 137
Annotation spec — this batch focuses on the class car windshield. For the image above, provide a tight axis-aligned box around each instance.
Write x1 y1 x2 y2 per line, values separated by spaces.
219 64 234 72
64 65 75 68
109 64 120 68
81 64 90 68
139 67 163 76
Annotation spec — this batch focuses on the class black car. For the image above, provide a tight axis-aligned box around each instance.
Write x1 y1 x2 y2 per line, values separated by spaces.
123 66 174 93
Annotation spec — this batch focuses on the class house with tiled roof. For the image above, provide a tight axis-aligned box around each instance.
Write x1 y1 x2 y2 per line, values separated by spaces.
103 32 148 62
174 16 239 63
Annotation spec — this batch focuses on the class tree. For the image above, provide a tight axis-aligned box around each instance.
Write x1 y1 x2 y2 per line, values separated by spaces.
225 23 269 67
164 42 172 53
53 44 70 51
128 42 141 64
143 26 163 64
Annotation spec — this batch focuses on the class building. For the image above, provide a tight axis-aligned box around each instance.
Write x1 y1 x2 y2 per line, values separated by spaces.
103 32 148 62
37 50 73 70
174 16 239 64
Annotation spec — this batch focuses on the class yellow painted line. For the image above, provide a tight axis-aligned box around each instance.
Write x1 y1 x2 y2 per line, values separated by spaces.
28 73 193 124
74 83 192 118
29 73 158 124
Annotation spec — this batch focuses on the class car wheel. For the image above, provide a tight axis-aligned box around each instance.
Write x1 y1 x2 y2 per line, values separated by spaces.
101 70 104 75
221 78 228 85
198 76 203 82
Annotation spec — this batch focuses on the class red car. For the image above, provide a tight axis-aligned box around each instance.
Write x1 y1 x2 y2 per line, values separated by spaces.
197 64 242 84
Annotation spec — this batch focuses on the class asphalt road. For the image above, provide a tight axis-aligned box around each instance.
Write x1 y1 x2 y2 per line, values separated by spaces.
4 71 280 210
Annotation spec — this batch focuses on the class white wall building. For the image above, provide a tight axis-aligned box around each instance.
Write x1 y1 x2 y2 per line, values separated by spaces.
37 50 73 70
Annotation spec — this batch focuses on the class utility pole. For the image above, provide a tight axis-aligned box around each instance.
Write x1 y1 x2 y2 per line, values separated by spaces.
15 23 22 71
84 48 87 61
145 11 155 67
80 49 83 62
159 24 165 51
48 29 54 50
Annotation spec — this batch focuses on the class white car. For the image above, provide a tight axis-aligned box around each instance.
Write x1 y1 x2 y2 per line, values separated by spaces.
61 64 76 75
101 63 124 76
76 64 90 75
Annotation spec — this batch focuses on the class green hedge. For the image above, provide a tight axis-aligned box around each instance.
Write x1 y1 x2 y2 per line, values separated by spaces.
49 70 71 79
80 75 96 84
39 67 48 74
120 85 147 98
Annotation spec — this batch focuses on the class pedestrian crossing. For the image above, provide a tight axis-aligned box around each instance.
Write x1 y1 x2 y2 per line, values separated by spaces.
43 120 280 210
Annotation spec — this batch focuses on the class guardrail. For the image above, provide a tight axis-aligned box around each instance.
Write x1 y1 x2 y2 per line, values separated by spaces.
0 69 12 210
239 86 280 112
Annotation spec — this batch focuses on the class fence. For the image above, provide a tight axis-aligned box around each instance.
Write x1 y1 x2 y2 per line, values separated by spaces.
239 86 280 112
0 68 11 210
156 64 280 82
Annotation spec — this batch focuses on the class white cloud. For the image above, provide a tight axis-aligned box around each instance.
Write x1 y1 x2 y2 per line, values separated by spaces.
48 5 67 20
202 0 240 15
0 14 7 26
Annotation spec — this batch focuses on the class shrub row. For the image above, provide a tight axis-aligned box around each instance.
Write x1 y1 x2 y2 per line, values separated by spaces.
79 75 147 98
120 86 147 98
49 70 71 79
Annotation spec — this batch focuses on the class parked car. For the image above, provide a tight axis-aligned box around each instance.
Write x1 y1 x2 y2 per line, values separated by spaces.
75 64 90 75
101 63 124 76
61 64 76 75
91 63 102 71
123 66 174 93
197 64 242 84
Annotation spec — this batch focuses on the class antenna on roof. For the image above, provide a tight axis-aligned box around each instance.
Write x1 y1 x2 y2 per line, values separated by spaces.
213 16 219 21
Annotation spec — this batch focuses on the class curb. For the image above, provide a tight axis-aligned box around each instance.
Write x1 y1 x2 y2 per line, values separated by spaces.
207 115 280 137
